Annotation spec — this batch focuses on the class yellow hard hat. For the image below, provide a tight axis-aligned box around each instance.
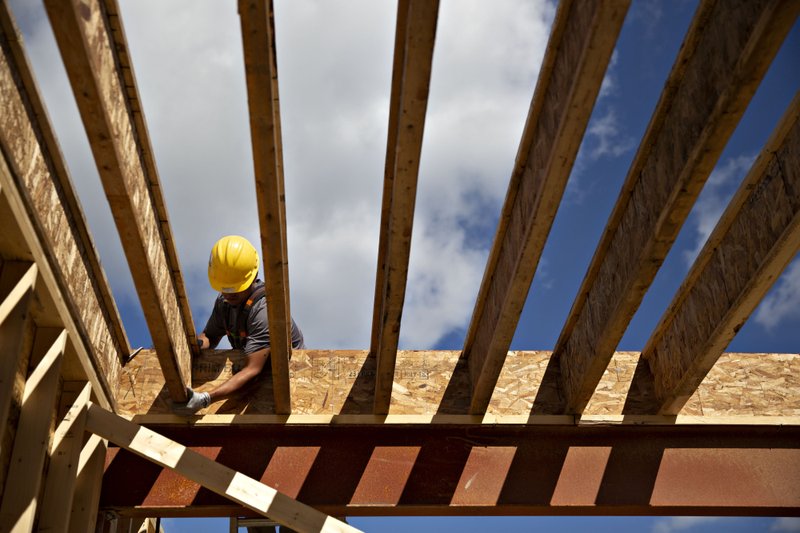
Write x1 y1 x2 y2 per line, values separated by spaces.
208 235 259 293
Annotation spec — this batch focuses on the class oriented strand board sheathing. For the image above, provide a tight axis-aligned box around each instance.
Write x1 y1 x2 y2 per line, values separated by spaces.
114 349 800 418
0 14 124 396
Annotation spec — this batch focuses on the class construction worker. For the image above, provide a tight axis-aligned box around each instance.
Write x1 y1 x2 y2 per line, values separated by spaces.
172 235 304 415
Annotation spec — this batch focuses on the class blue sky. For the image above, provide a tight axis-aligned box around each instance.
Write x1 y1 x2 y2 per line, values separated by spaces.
7 0 800 531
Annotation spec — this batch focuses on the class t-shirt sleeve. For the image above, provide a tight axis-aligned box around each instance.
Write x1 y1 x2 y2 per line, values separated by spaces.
202 298 227 348
243 298 270 354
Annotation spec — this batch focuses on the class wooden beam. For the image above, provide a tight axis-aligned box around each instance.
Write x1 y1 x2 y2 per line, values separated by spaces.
0 329 66 532
462 0 630 415
628 93 800 415
85 403 362 533
0 3 119 409
68 435 106 533
38 382 92 533
0 262 36 435
43 0 193 402
371 0 439 414
550 0 800 414
100 0 197 357
238 0 292 414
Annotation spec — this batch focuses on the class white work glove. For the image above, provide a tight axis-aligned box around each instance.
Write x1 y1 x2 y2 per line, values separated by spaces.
172 388 211 415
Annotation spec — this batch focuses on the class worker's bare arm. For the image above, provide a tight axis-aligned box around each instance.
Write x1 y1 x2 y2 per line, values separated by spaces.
207 347 269 402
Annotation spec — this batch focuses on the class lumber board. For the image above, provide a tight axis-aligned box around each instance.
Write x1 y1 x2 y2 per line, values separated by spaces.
462 0 630 415
101 0 197 356
114 349 800 418
38 382 92 533
43 0 193 402
628 93 800 414
68 435 106 533
101 424 800 517
551 0 800 413
85 403 362 533
238 0 292 414
0 4 120 408
0 329 66 533
0 262 36 438
372 0 439 414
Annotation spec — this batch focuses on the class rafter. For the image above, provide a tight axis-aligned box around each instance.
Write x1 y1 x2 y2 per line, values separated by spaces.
0 2 122 408
625 93 800 415
371 0 439 414
462 0 630 415
239 0 293 414
43 0 194 402
549 0 800 414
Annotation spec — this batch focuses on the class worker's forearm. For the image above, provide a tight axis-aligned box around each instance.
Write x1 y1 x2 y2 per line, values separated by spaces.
208 367 258 401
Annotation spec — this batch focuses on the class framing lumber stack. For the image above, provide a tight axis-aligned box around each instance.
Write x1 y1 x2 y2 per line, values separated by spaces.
0 0 798 530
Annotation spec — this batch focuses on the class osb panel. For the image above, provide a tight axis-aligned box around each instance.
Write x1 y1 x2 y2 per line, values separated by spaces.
0 27 122 390
115 349 800 417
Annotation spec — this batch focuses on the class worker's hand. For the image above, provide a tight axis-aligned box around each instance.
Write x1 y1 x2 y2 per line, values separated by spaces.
171 388 211 415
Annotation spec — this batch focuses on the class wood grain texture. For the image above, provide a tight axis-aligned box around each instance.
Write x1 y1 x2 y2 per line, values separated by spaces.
239 0 292 414
630 93 800 414
372 0 439 414
552 0 800 413
0 4 122 406
462 0 630 415
68 435 106 533
0 329 65 532
43 0 195 401
115 349 800 419
85 403 361 532
38 382 92 533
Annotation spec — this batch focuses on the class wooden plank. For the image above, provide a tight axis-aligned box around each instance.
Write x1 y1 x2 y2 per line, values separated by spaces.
100 0 197 356
372 0 439 414
38 382 92 533
68 435 106 533
238 0 292 414
0 328 66 533
43 0 193 402
115 349 800 419
85 403 362 533
0 3 118 408
550 0 800 414
628 93 800 415
0 263 37 434
462 0 630 415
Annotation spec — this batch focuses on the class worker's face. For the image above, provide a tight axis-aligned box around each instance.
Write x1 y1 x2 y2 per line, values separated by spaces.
221 289 249 306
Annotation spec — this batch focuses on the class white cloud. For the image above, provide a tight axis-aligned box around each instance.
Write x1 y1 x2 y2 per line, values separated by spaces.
11 0 557 350
754 258 800 331
682 154 754 267
772 517 800 532
652 517 722 533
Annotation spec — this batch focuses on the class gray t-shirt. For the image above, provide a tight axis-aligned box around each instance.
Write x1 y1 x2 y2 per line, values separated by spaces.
203 281 304 354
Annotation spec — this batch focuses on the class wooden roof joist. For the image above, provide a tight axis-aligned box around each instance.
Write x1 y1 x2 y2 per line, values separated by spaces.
1 2 129 409
626 92 800 415
371 0 439 414
462 0 630 415
549 0 800 414
239 0 293 414
43 0 197 402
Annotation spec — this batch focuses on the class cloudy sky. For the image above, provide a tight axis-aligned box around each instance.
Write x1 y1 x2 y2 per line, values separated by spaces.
7 0 800 530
